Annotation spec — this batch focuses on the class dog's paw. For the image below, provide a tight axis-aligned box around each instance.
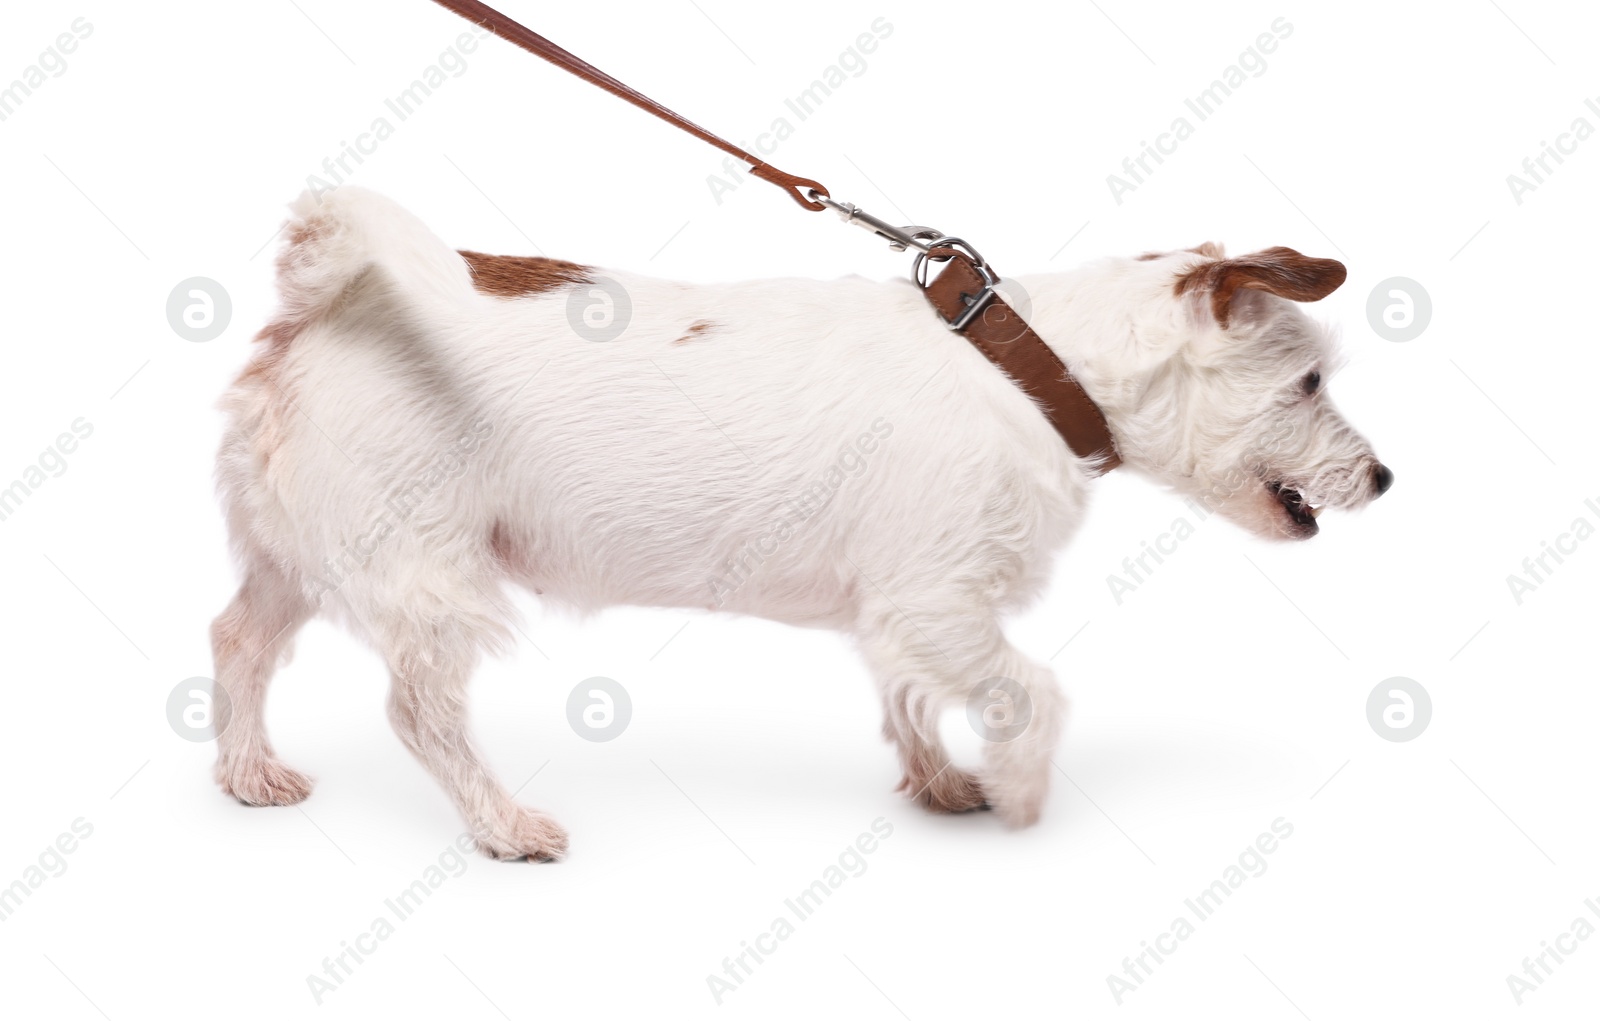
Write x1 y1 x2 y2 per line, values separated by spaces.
898 765 988 814
474 807 569 862
984 775 1046 828
219 758 314 806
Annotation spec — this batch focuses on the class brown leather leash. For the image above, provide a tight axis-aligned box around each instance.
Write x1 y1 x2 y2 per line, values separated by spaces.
428 0 1120 474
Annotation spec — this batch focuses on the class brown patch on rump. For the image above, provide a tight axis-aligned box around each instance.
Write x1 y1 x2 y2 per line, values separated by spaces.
458 250 591 298
671 319 717 345
1173 246 1346 328
226 319 303 479
237 322 294 383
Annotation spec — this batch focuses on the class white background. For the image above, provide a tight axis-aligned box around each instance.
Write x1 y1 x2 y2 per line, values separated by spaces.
2 1 1597 1018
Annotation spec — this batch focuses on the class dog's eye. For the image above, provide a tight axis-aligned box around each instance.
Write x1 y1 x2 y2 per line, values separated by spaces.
1302 371 1321 396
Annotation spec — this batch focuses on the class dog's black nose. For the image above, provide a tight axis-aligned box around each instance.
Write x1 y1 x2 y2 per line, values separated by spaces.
1373 463 1394 496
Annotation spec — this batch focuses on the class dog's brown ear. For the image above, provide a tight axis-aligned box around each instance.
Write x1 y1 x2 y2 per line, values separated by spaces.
1175 246 1346 328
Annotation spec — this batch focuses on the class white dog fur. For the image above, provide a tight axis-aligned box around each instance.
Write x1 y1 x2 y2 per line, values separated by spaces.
210 186 1388 860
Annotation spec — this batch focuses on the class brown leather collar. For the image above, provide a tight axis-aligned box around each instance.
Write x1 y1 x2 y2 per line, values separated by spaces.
922 254 1120 473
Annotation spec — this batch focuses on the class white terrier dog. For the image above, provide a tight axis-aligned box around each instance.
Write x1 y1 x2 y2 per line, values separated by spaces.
211 187 1390 860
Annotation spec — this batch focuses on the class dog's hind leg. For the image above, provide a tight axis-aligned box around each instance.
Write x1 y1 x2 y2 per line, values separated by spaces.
375 564 568 862
211 562 315 805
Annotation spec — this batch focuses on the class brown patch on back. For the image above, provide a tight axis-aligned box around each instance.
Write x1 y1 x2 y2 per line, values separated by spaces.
671 319 717 345
1173 246 1347 328
458 250 591 298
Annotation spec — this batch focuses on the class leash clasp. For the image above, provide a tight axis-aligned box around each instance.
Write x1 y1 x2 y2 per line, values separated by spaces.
807 189 997 331
807 190 941 254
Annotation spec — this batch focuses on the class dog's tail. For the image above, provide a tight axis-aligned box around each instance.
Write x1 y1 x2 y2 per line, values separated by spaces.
269 185 471 328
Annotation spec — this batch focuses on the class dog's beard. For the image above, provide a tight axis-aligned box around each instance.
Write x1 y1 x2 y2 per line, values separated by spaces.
1199 479 1321 541
1266 480 1320 538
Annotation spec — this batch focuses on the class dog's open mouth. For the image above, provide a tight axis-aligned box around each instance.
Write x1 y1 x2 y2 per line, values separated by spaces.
1267 481 1321 536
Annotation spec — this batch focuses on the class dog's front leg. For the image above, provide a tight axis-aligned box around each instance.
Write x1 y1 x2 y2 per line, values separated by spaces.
967 639 1065 827
866 631 987 815
859 603 1064 826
